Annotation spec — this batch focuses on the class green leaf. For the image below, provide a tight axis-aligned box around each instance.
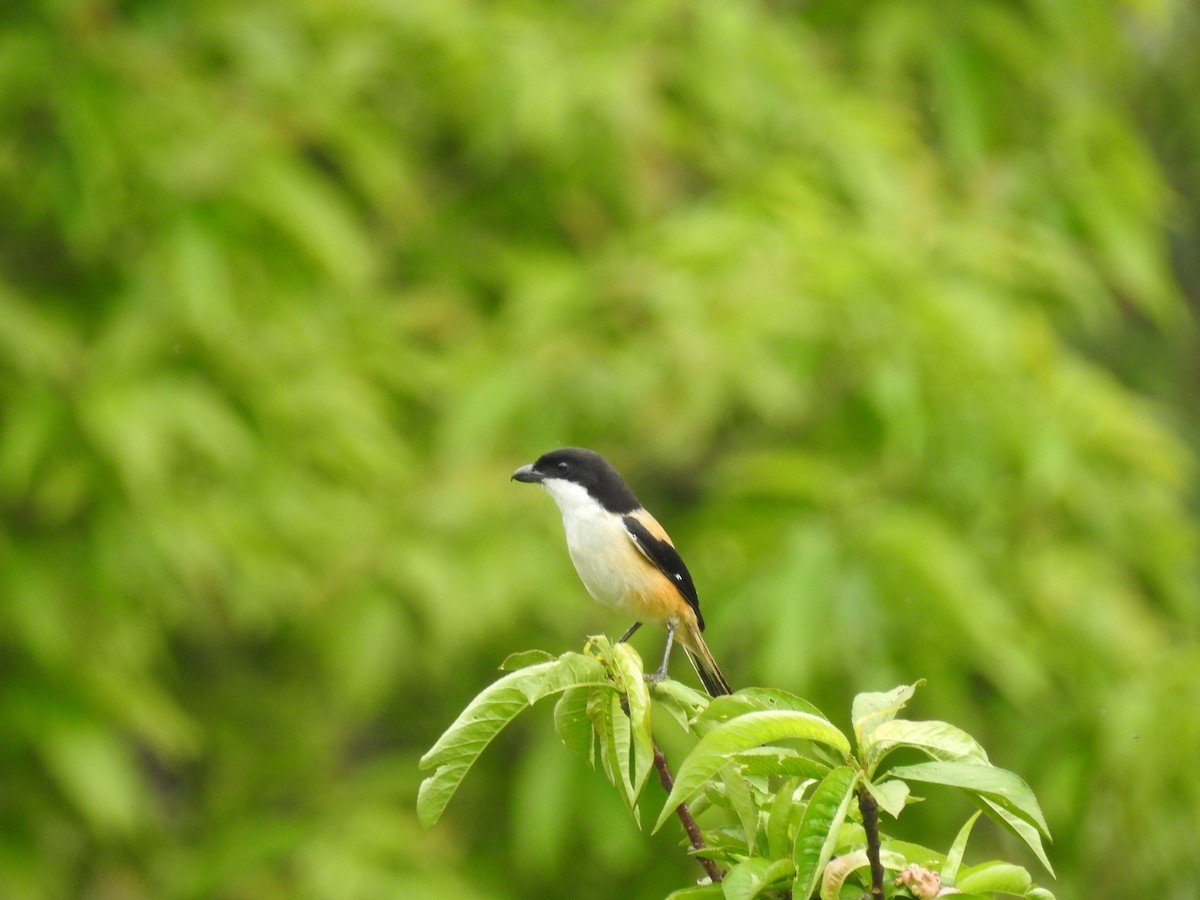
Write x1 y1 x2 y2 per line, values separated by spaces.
791 766 860 899
702 688 829 727
588 685 617 782
720 763 759 851
851 682 923 753
40 724 143 835
594 688 637 817
663 886 723 900
956 861 1032 894
417 653 610 827
942 810 982 886
612 642 654 805
236 157 374 287
766 776 803 859
880 840 946 870
975 795 1055 877
500 649 556 670
553 686 595 765
864 777 910 818
721 856 793 900
865 718 989 775
730 746 831 780
651 678 711 732
655 711 852 832
888 761 1050 838
0 286 78 381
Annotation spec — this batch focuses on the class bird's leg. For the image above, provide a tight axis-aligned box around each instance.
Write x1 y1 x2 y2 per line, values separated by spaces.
616 621 643 643
645 621 676 684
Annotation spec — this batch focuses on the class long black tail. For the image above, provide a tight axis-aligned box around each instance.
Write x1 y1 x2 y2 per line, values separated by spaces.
683 625 732 696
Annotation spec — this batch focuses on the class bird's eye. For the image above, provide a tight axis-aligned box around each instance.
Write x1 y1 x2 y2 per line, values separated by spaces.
556 461 569 474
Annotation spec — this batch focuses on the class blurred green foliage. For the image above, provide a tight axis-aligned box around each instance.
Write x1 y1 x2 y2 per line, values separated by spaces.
1 1 1197 898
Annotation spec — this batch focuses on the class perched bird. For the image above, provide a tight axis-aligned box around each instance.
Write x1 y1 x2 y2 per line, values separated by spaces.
512 447 731 696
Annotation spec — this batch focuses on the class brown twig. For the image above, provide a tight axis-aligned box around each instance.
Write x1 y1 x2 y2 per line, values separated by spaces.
857 784 885 898
653 742 723 884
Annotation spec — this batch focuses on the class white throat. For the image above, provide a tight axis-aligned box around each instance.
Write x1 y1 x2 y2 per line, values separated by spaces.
541 478 604 530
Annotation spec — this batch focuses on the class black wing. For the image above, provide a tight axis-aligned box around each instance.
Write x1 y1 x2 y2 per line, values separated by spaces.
622 515 705 630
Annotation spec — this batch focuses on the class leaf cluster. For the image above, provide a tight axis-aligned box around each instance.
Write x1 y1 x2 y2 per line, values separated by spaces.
421 642 1055 900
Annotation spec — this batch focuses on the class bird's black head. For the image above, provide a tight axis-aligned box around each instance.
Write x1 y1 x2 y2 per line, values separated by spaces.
512 447 641 514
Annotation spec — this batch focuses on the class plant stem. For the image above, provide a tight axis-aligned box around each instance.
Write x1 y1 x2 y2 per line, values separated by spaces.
653 742 723 884
857 784 885 898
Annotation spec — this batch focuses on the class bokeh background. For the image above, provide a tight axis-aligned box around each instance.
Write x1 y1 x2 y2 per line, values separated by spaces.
2 1 1199 897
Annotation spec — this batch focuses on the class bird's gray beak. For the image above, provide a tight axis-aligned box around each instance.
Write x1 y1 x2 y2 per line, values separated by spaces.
511 463 543 484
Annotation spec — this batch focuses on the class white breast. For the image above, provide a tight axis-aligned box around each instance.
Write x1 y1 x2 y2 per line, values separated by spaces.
541 478 645 615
